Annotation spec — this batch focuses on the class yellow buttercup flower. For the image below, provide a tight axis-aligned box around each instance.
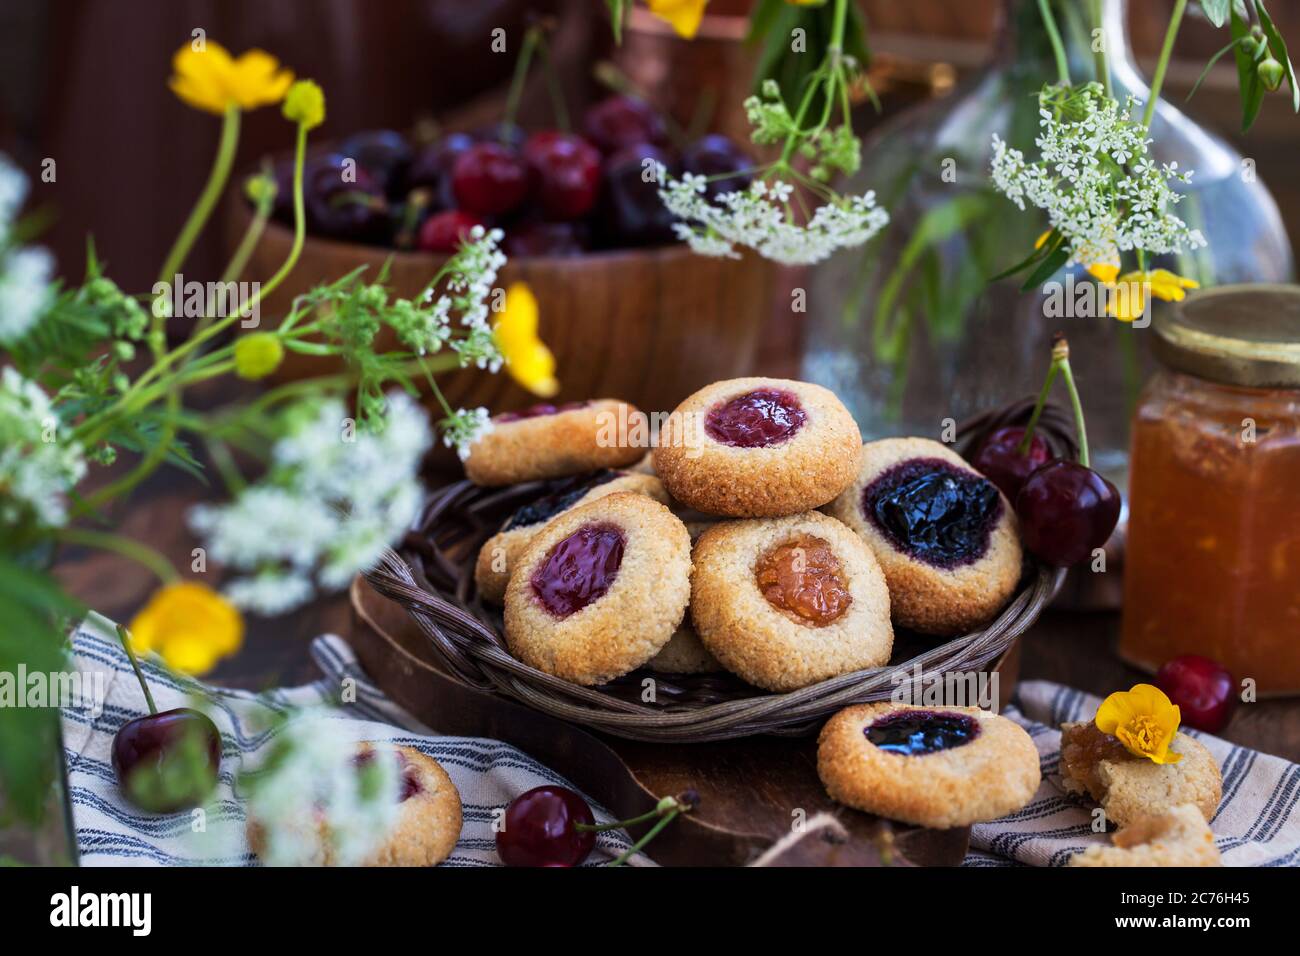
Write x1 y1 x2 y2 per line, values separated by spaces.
646 0 709 39
169 42 294 115
1095 683 1184 765
1086 262 1200 323
493 282 559 398
128 582 244 676
234 332 284 380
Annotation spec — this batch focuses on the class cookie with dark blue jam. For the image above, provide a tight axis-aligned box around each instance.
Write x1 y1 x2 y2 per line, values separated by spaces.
817 702 1042 828
864 710 980 755
864 458 1001 569
826 438 1023 636
474 472 669 603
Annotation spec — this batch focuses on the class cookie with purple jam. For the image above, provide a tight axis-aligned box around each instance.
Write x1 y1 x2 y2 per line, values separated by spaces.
474 471 669 603
825 437 1022 636
503 492 692 685
817 702 1041 829
689 512 892 691
464 399 645 487
653 378 862 517
246 743 463 867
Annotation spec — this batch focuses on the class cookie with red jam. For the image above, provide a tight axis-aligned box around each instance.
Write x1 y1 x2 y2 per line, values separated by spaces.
503 492 692 685
825 437 1022 636
474 471 670 603
653 378 862 517
246 743 463 867
464 399 645 486
689 511 892 691
817 702 1041 829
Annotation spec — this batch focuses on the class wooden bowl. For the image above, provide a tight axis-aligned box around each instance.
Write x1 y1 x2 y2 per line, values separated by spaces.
226 199 778 417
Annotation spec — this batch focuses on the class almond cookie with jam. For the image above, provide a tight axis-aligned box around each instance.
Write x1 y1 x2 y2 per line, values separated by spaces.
817 702 1041 829
503 492 691 685
474 471 669 603
247 743 463 867
1058 720 1221 828
826 437 1022 636
1068 804 1222 867
653 378 862 517
464 399 645 486
690 511 892 691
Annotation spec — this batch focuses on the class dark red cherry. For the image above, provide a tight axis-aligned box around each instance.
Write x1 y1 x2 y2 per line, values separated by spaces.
503 220 590 257
705 388 807 448
407 132 475 208
339 129 414 199
452 142 532 217
682 134 753 200
1156 655 1237 733
599 143 678 247
971 426 1053 501
418 209 484 253
112 708 221 813
1015 460 1121 567
522 131 602 220
530 523 626 618
304 153 391 243
582 95 667 155
497 785 596 867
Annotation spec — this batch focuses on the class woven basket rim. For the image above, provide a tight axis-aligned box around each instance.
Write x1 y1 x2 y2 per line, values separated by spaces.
364 398 1074 742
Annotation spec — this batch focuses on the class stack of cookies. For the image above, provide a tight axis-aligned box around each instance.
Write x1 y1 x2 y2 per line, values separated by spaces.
463 377 1025 692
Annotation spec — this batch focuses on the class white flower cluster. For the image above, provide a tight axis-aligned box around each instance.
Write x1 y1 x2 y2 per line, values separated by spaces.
190 390 431 615
242 710 399 867
990 90 1207 267
0 367 86 529
395 225 506 362
0 154 54 345
440 406 493 461
659 174 889 266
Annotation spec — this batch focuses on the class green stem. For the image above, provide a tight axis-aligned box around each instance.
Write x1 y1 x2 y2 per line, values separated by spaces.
58 527 179 585
608 809 679 867
576 806 663 833
1018 359 1060 455
1054 337 1090 468
116 624 159 716
503 26 541 135
535 30 571 132
1143 0 1187 129
1088 0 1112 97
155 105 242 344
256 123 309 305
1037 0 1072 86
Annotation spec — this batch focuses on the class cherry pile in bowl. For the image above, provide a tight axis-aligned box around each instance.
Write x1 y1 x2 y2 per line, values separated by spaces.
267 94 752 258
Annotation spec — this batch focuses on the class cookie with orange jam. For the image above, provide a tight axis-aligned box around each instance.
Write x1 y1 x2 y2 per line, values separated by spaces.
826 437 1021 636
689 511 892 691
503 493 691 685
474 471 669 603
464 399 645 486
653 378 862 517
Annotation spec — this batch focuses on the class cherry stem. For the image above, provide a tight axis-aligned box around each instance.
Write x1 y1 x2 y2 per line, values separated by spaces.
116 624 158 716
608 809 679 867
502 26 541 138
1054 338 1091 469
1017 358 1059 457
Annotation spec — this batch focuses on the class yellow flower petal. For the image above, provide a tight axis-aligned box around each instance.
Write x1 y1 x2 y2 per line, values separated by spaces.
646 0 709 39
1034 229 1053 250
1094 683 1183 764
1086 262 1120 284
493 282 561 398
128 581 244 676
169 42 293 114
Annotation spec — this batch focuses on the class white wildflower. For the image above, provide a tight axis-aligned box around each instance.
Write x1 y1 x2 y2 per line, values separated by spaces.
990 85 1208 267
0 155 53 344
440 406 493 461
242 710 400 866
189 391 431 615
659 174 889 266
0 367 86 529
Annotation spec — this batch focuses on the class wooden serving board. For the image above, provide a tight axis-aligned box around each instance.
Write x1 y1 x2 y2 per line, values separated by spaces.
349 577 1022 867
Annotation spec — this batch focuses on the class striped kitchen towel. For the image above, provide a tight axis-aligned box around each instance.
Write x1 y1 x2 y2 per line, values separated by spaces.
966 681 1300 867
60 612 642 867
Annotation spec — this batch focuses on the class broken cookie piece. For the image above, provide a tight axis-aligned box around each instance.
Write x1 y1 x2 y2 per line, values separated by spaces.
1068 803 1221 867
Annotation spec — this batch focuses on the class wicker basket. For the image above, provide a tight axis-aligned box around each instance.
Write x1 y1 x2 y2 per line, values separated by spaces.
364 398 1076 743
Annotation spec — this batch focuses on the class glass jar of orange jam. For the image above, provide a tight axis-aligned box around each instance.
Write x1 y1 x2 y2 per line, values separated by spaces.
1121 285 1300 695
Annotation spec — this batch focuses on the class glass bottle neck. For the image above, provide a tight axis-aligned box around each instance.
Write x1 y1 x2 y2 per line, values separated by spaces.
994 0 1134 80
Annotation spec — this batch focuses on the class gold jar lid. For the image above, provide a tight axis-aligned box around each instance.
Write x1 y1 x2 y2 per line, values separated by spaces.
1154 284 1300 389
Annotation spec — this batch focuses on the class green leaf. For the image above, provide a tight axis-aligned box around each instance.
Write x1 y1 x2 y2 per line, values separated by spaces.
604 0 626 44
1231 3 1267 131
1199 0 1232 29
1187 36 1249 102
1256 0 1300 112
1020 241 1070 291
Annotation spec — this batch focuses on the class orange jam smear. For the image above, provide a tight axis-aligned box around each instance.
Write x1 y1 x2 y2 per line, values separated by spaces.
755 534 852 627
1121 371 1300 693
